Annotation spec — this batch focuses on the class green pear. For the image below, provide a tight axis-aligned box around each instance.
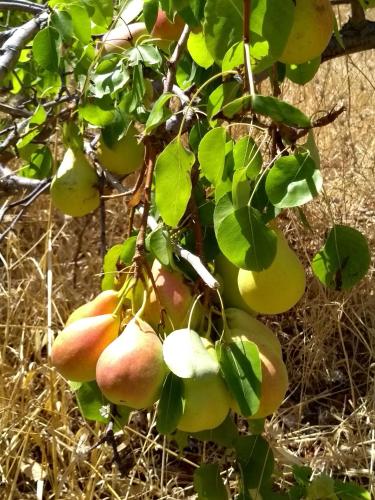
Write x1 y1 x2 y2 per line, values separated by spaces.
279 0 334 65
225 308 282 358
96 317 167 409
97 124 145 176
177 373 231 433
51 314 120 382
237 230 306 315
51 148 100 217
66 290 119 326
215 253 257 315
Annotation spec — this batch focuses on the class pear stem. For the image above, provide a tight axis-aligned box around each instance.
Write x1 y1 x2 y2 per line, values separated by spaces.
187 293 203 331
112 277 134 319
216 289 229 343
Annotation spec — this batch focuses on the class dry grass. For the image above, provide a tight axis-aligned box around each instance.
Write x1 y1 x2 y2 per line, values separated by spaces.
1 26 375 500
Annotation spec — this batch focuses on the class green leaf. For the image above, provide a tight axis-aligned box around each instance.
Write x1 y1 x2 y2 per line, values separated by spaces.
163 329 220 378
147 227 174 267
232 168 251 210
144 93 173 134
233 136 262 179
119 236 137 265
217 339 261 417
333 479 371 500
90 58 130 98
311 225 370 291
307 475 336 500
235 435 274 491
214 196 277 271
187 31 215 69
198 127 227 185
20 146 52 179
79 98 116 126
67 5 92 44
265 153 323 208
155 138 195 228
143 0 159 32
194 463 229 500
251 95 311 128
222 41 243 72
207 81 241 123
220 95 252 119
285 58 321 85
32 27 60 72
75 381 109 423
156 372 184 435
101 244 123 291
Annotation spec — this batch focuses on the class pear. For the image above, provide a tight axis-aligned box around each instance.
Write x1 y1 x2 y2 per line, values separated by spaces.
215 253 256 315
225 308 282 358
51 314 120 382
280 0 334 65
237 230 305 315
97 124 145 176
102 22 148 54
151 10 185 43
177 373 231 433
66 290 119 326
96 317 166 409
142 260 202 332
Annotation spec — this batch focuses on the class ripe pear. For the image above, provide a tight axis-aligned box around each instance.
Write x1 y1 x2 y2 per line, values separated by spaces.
225 308 282 358
279 0 334 64
97 124 145 176
177 373 231 433
237 231 305 315
215 254 256 315
96 317 166 409
51 314 120 382
51 148 100 217
228 329 288 419
102 22 148 54
142 260 202 332
66 290 119 326
151 10 185 43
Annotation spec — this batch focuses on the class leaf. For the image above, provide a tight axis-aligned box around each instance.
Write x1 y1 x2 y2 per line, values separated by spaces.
144 93 173 134
311 225 370 291
32 27 60 72
214 196 277 271
333 480 371 500
155 139 195 228
217 339 261 417
233 136 262 179
75 381 109 423
251 95 311 128
156 372 184 435
220 95 252 119
163 329 220 378
194 463 229 500
68 5 92 44
143 0 159 32
20 146 52 180
147 227 173 267
207 81 241 122
198 127 227 185
285 58 321 85
235 435 274 492
79 98 116 126
187 31 215 69
101 244 123 291
265 153 323 208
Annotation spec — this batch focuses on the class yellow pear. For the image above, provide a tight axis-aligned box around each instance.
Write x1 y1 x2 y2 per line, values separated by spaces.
279 0 334 64
51 314 120 382
97 124 145 176
225 308 282 358
215 254 257 315
177 373 231 433
66 290 119 326
96 317 167 409
237 231 305 315
51 148 100 217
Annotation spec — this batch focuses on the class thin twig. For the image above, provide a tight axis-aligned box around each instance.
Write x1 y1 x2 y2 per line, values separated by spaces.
242 0 255 95
0 102 32 118
163 24 191 93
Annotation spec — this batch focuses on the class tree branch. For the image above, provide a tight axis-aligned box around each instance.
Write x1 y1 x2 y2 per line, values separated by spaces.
163 24 191 93
322 19 375 62
0 164 45 193
0 1 47 14
0 10 49 82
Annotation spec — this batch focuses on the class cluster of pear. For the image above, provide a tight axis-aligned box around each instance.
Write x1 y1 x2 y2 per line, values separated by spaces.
50 125 145 217
51 229 303 432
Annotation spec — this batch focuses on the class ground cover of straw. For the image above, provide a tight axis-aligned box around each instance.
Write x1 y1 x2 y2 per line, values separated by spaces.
1 14 375 500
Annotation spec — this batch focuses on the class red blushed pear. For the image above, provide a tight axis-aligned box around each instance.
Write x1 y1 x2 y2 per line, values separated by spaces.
96 317 167 409
151 10 185 42
51 314 120 382
142 259 201 332
102 22 147 54
66 290 119 326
